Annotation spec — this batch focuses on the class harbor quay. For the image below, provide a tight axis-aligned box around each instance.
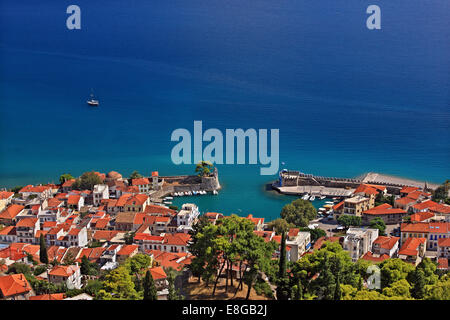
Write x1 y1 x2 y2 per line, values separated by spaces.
273 169 440 197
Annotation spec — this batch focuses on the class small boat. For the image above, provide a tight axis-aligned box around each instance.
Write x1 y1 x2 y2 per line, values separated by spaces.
319 195 326 200
310 195 316 201
302 194 310 200
163 201 172 205
213 190 218 195
87 91 99 106
318 207 326 211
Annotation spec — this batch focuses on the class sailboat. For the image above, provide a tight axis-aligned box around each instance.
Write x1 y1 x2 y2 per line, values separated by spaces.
87 90 99 106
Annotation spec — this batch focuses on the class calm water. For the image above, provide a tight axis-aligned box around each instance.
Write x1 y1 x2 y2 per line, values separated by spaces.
0 1 449 219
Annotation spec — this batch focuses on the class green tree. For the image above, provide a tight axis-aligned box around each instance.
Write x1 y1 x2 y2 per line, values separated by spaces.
424 274 450 300
380 258 415 289
59 173 74 184
101 266 139 300
281 199 317 227
432 180 449 202
382 279 411 298
188 216 219 285
80 255 90 275
337 215 361 228
333 257 342 300
195 161 214 177
267 218 293 235
276 231 290 300
129 171 143 179
143 270 157 300
72 171 102 190
125 254 152 274
167 269 181 300
124 231 136 245
39 234 48 265
299 227 326 242
410 268 426 299
369 217 386 235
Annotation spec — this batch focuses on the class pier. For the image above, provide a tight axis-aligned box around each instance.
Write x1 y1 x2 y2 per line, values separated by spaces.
273 169 439 197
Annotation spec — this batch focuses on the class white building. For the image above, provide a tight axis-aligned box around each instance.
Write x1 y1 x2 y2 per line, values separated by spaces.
176 203 200 233
343 228 379 262
286 228 311 261
93 184 109 206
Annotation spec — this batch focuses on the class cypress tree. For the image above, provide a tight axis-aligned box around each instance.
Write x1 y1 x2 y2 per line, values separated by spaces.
143 270 157 300
276 231 290 300
278 231 287 279
167 271 178 300
39 234 48 264
411 268 426 299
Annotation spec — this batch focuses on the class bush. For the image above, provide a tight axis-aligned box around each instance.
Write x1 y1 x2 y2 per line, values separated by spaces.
253 278 274 298
33 265 47 276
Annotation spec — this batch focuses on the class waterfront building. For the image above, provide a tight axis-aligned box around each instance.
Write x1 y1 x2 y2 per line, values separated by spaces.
342 195 371 217
362 203 407 225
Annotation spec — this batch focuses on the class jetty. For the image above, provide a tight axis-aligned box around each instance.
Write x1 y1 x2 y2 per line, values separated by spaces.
273 169 439 197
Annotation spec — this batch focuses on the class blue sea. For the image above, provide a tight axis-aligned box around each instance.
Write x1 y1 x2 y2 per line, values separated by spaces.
0 1 449 220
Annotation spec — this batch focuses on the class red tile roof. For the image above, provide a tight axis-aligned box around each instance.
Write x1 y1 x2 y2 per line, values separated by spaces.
401 222 449 234
438 237 450 247
19 185 50 193
412 200 438 211
92 230 119 241
410 211 434 222
395 197 417 206
131 178 150 186
332 201 344 211
144 204 176 217
361 252 390 262
117 244 139 256
363 203 406 215
437 258 448 270
29 293 65 300
149 266 166 280
164 233 191 246
398 237 426 256
373 236 399 250
67 195 81 205
0 191 14 200
62 179 76 187
16 217 38 228
246 214 264 225
0 226 16 236
354 184 379 195
0 204 24 220
0 274 32 297
49 265 79 277
400 186 419 194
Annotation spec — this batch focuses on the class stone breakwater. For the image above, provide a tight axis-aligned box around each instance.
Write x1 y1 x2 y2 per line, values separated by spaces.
274 170 440 196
